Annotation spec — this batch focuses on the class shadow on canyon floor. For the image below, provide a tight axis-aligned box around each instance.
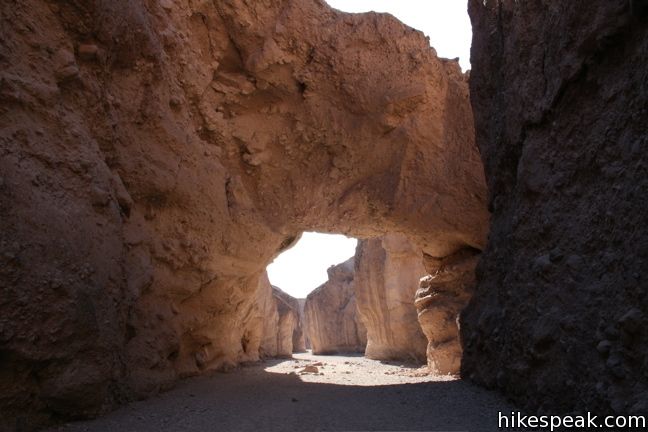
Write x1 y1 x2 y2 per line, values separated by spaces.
46 354 522 432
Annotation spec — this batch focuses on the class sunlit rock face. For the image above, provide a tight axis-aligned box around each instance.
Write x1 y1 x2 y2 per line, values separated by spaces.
303 258 367 354
0 0 484 427
297 298 311 349
273 286 306 355
258 275 305 358
354 235 428 362
463 0 648 414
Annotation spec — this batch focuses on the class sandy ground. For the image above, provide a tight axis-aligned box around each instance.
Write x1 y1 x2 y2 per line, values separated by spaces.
48 352 521 432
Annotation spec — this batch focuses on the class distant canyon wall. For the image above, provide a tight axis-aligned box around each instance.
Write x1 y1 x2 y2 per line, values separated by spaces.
354 235 428 363
258 274 305 358
303 258 367 354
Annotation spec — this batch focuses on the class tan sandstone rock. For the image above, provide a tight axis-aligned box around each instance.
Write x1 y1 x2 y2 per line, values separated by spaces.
273 286 307 355
258 274 304 358
300 365 320 374
304 258 367 354
297 298 310 349
354 235 428 362
415 250 479 375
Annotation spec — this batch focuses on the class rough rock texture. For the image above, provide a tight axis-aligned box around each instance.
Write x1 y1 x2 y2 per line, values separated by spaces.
463 0 648 414
415 250 479 374
0 0 485 428
257 275 304 358
303 258 367 354
354 235 428 362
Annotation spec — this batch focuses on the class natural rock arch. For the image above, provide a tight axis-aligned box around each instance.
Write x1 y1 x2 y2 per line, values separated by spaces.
0 0 487 427
128 0 488 385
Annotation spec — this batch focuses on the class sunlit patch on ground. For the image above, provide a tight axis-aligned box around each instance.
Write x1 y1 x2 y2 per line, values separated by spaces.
264 351 457 386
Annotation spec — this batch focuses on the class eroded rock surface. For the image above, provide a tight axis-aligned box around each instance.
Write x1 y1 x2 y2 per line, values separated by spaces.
415 250 479 375
297 298 311 349
258 275 304 358
0 0 485 428
273 286 307 355
304 258 367 354
463 0 648 414
354 235 428 362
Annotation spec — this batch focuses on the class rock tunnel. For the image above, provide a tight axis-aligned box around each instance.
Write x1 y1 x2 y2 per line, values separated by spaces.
2 0 648 430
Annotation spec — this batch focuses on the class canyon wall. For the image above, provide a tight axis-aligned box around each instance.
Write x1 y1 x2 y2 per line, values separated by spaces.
258 275 304 358
297 298 311 349
463 0 648 414
303 258 367 354
0 0 485 428
354 235 428 362
415 250 479 375
273 286 307 354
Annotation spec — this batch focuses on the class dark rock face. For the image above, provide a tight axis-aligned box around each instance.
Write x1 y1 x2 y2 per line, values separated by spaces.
463 0 648 414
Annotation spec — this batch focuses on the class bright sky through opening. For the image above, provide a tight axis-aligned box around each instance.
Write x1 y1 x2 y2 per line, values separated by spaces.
325 0 472 71
267 233 357 298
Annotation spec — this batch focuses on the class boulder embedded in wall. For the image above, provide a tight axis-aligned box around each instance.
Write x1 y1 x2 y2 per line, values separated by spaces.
463 0 648 413
304 258 367 354
354 235 428 362
415 250 479 375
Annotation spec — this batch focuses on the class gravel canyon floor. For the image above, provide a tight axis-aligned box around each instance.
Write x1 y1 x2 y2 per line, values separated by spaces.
47 352 517 432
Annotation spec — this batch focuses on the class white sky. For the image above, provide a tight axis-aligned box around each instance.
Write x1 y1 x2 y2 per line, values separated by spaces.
325 0 472 70
267 232 357 298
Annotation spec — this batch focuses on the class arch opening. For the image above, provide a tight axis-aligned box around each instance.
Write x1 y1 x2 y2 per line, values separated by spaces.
267 232 358 299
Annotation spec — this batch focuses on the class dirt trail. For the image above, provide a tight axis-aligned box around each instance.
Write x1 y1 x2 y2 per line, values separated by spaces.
48 352 519 432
